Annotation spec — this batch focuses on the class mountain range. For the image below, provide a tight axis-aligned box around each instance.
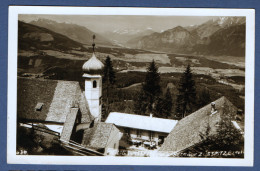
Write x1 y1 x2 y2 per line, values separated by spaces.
127 17 245 56
20 17 246 57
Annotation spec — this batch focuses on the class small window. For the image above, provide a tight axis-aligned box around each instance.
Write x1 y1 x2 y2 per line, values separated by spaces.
136 129 142 137
150 131 154 140
93 80 97 88
124 128 130 135
35 102 44 111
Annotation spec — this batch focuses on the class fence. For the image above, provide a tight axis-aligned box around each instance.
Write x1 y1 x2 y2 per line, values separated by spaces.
60 139 104 156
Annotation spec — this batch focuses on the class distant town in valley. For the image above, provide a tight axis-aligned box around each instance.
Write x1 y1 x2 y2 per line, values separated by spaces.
16 15 245 157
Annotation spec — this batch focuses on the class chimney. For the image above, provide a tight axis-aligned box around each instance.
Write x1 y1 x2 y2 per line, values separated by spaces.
150 113 153 118
211 102 217 115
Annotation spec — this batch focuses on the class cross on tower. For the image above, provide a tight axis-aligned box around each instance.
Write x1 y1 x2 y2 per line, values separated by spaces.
92 35 96 52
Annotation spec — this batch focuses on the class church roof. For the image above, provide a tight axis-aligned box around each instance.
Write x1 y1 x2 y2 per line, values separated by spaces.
17 77 92 123
105 112 178 133
82 53 104 74
159 96 237 153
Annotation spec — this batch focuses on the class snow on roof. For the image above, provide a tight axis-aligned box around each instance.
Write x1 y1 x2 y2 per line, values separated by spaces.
105 112 178 133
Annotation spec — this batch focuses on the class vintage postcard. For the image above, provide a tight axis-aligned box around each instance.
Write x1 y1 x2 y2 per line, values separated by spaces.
7 6 255 166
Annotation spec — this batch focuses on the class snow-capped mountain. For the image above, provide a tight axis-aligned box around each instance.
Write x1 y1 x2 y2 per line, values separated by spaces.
101 28 155 47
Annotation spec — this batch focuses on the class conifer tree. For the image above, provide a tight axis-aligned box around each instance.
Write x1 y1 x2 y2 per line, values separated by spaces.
154 88 173 118
175 64 196 118
163 88 173 118
135 60 161 115
134 90 149 115
175 95 182 119
143 60 161 113
199 112 244 152
102 56 115 119
197 88 211 109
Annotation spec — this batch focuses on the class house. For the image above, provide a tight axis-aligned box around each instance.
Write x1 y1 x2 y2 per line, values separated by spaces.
81 122 122 155
159 96 243 154
105 112 178 146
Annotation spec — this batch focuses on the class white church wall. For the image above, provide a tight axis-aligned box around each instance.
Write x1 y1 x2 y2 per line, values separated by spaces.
84 76 102 120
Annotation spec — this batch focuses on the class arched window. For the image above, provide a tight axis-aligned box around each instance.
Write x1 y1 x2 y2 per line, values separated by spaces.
93 80 97 88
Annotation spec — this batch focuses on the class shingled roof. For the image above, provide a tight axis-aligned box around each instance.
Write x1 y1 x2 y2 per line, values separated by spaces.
159 96 237 153
60 108 79 142
82 122 119 150
17 77 92 123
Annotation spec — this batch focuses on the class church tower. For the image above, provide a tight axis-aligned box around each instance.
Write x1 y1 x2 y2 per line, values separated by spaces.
82 35 104 121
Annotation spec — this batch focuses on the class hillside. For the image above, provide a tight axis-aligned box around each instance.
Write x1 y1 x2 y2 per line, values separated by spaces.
127 17 246 57
29 18 113 46
18 21 87 52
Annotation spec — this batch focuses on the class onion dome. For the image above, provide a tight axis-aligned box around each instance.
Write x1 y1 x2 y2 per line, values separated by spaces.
82 35 104 74
82 53 104 74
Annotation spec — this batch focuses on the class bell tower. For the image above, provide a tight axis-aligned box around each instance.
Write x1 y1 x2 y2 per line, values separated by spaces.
82 35 104 121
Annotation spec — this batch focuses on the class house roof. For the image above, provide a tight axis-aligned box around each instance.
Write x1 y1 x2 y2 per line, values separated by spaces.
105 112 178 133
159 96 237 153
17 77 92 123
82 122 116 149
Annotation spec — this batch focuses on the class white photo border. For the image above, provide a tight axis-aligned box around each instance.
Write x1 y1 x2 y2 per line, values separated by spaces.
7 6 255 166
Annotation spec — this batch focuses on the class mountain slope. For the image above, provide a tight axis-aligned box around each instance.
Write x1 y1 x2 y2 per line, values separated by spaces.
187 17 245 39
129 26 199 53
18 21 86 51
29 18 113 46
195 24 245 56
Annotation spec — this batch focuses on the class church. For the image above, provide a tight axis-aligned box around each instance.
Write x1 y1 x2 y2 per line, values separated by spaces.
17 38 121 155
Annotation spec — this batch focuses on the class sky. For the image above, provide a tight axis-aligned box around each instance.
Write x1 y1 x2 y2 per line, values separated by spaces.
19 15 219 33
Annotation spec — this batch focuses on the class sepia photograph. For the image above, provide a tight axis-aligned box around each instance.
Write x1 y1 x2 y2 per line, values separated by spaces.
7 6 255 166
